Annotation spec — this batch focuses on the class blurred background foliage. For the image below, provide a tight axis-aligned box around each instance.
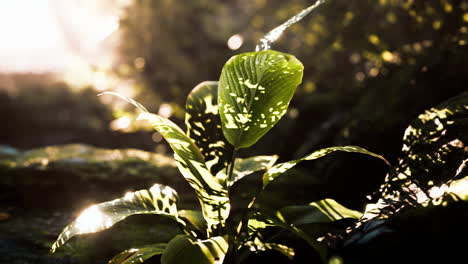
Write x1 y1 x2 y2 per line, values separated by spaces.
1 0 467 206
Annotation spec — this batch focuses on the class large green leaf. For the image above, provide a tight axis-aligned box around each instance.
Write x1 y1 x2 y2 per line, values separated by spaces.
279 199 362 226
185 81 234 176
51 184 180 253
161 235 228 264
108 243 166 264
263 145 390 189
100 92 230 236
218 50 304 149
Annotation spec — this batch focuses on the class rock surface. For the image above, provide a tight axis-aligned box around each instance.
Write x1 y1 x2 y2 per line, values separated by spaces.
0 144 191 264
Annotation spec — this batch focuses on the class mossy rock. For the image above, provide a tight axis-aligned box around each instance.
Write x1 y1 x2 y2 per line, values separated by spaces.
0 144 196 264
0 144 193 210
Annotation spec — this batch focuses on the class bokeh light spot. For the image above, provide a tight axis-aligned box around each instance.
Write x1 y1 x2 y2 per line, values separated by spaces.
227 34 244 50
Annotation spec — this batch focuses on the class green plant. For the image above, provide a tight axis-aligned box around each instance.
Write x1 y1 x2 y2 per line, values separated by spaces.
51 2 390 263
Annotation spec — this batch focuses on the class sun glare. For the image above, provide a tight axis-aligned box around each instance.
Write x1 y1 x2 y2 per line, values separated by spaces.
0 0 67 72
75 205 109 233
0 0 121 74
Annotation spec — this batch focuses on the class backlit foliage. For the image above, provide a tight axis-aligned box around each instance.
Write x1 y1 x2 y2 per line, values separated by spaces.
51 3 391 263
49 1 468 263
364 92 468 219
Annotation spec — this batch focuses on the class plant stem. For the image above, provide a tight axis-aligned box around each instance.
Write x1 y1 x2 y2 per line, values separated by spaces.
224 183 263 264
227 149 237 186
223 149 239 264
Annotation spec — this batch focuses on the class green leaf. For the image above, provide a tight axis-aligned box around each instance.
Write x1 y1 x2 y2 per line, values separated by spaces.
216 155 278 187
244 239 295 260
100 92 210 187
279 199 363 226
137 111 223 191
178 210 207 235
98 91 149 112
141 111 230 235
375 92 468 206
263 145 390 189
185 81 234 176
100 92 230 236
218 50 304 149
247 215 273 232
175 159 230 236
448 175 468 201
250 200 361 259
108 243 166 264
161 235 228 264
51 184 180 253
247 211 328 262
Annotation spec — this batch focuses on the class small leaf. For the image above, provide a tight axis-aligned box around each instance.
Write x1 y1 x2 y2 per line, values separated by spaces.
247 211 328 262
178 210 207 235
108 243 166 264
51 184 180 253
218 50 304 149
279 199 363 226
185 81 234 176
448 175 468 201
244 219 295 259
98 91 149 112
248 242 294 260
217 155 278 187
247 216 273 232
246 212 276 240
263 145 389 189
161 235 228 264
244 239 295 260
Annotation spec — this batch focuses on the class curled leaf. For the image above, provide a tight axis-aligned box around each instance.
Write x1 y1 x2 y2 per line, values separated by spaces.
215 155 278 187
51 184 180 253
263 145 389 189
178 209 207 235
279 199 363 226
229 155 278 186
108 243 166 264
